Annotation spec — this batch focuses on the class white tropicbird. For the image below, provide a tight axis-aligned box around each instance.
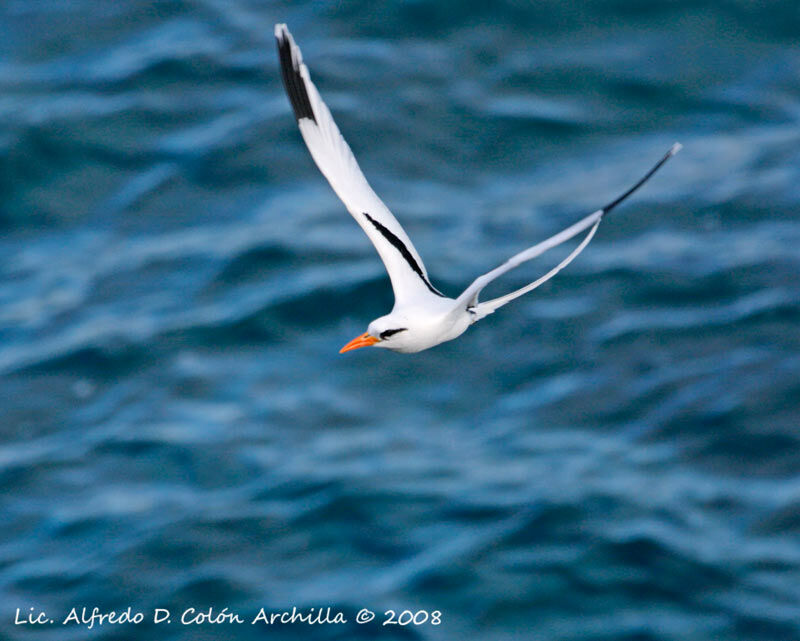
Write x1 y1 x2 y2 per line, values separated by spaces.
275 24 680 354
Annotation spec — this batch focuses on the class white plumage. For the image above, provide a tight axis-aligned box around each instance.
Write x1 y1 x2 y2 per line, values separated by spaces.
275 24 680 354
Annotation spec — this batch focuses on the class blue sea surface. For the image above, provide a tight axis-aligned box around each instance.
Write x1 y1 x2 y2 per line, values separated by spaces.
2 1 800 640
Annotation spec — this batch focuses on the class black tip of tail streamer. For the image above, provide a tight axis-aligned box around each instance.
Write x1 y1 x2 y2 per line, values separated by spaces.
601 143 681 217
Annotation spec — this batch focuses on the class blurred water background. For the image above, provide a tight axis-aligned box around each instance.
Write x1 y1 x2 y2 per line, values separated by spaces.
2 1 800 640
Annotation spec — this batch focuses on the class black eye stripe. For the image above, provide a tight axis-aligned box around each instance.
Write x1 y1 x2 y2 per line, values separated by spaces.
379 328 407 340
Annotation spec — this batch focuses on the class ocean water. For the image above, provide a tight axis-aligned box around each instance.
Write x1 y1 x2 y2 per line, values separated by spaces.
2 1 800 639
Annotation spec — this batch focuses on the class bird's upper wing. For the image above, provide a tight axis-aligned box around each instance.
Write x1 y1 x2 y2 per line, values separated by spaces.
275 24 444 306
455 144 682 321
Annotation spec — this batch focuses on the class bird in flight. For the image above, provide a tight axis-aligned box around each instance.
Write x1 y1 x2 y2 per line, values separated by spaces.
274 24 680 354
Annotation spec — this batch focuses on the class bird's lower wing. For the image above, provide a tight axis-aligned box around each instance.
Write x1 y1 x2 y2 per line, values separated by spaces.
275 24 444 305
455 144 682 321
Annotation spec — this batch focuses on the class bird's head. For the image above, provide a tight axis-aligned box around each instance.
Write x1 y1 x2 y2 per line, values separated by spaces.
339 313 412 354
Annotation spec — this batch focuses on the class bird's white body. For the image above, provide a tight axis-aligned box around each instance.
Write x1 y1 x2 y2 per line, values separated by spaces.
368 300 473 354
274 24 680 355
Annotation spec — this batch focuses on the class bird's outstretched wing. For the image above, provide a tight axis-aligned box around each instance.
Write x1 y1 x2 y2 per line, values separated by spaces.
275 24 443 306
456 144 682 321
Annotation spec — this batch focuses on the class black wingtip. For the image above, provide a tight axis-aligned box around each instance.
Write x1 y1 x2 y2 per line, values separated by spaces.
274 24 317 124
600 142 682 217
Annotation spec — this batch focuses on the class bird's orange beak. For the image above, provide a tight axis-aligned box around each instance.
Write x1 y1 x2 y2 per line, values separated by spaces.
339 332 379 354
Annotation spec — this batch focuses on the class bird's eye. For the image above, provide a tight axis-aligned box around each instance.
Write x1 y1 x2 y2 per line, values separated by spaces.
379 328 407 340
